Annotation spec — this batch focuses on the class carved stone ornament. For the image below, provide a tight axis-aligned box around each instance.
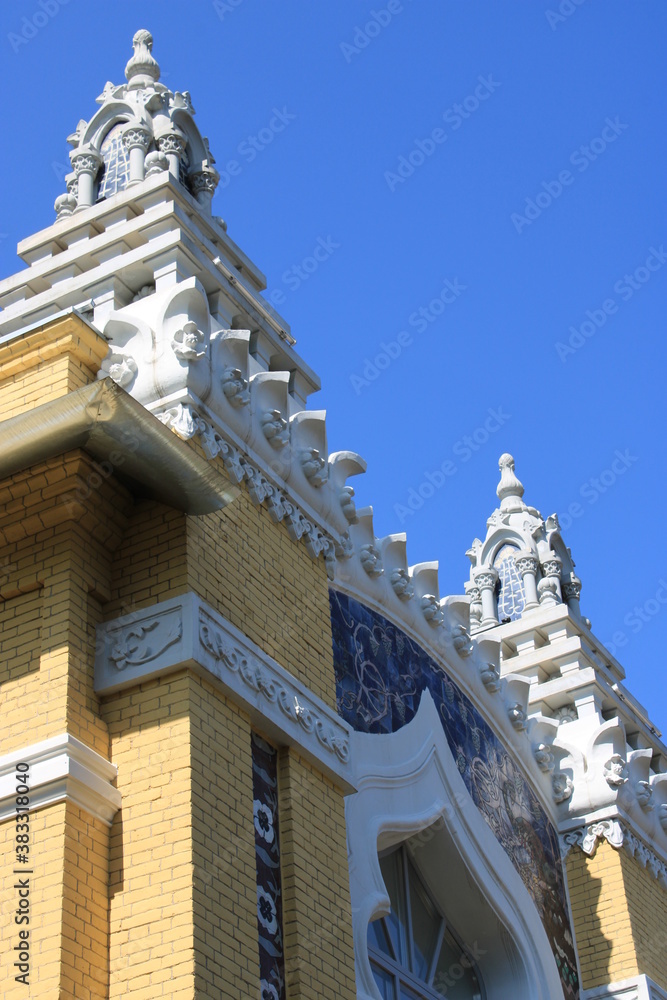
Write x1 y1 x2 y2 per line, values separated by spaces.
479 662 500 692
98 352 138 389
157 403 198 440
54 192 77 219
221 366 250 407
172 321 206 361
553 704 578 726
157 131 186 158
71 149 103 177
540 556 562 579
300 448 327 487
125 28 161 85
261 409 289 449
339 486 358 524
144 150 169 176
636 780 653 809
659 803 667 833
420 595 442 627
451 623 472 657
131 283 155 302
538 575 560 606
561 820 625 857
534 744 555 773
508 703 527 731
390 568 413 601
552 772 574 804
360 544 382 578
514 552 538 577
122 123 151 153
472 568 498 591
562 577 582 601
198 610 349 763
603 753 628 787
110 616 183 671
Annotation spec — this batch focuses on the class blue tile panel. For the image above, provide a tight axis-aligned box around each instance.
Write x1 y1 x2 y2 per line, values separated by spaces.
251 732 286 1000
329 588 580 1000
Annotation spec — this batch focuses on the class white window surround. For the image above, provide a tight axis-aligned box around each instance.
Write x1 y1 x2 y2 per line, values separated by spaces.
346 689 569 1000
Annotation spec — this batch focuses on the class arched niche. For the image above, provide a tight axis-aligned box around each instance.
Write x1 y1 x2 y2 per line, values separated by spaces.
346 691 570 1000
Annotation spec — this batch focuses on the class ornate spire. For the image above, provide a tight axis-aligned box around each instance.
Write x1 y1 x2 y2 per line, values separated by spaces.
496 453 524 508
125 29 160 87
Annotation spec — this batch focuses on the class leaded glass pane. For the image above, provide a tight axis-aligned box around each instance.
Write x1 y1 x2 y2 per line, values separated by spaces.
380 851 408 965
368 916 394 959
371 962 396 1000
407 860 440 980
97 123 130 201
494 543 525 621
432 929 482 999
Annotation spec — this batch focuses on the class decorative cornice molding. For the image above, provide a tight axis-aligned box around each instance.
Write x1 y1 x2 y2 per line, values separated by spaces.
561 819 667 891
0 734 121 826
95 592 354 792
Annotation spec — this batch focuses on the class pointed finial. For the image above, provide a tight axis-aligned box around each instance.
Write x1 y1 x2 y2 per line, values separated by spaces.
496 453 524 503
125 29 160 87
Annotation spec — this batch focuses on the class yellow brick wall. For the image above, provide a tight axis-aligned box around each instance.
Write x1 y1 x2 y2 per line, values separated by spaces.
0 803 68 999
0 454 130 756
186 487 337 709
105 499 188 619
60 802 110 999
620 847 667 989
189 675 260 998
0 315 108 419
567 840 637 989
277 747 356 1000
104 672 195 999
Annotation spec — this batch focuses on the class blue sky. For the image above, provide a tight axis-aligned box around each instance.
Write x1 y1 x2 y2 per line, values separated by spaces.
1 1 665 731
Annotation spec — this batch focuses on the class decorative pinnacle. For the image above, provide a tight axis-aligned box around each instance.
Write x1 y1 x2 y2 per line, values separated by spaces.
496 453 524 502
125 29 160 86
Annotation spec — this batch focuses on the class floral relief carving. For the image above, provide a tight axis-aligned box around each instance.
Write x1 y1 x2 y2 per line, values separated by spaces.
172 321 206 360
110 614 183 671
198 613 350 763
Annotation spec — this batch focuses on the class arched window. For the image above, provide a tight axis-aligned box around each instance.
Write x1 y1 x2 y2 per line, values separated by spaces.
493 543 525 622
368 845 484 999
97 123 130 201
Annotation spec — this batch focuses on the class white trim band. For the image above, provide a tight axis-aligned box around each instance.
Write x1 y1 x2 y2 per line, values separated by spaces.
94 591 354 792
0 734 121 826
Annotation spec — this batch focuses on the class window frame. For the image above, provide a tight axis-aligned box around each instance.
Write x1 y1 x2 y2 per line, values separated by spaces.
367 844 486 1000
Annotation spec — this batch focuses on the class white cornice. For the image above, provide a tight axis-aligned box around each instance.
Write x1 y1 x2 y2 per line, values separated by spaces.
94 591 354 792
0 734 120 826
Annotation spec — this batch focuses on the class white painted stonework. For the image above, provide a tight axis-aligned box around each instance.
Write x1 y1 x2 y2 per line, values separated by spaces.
583 976 667 1000
347 691 566 1000
94 592 354 793
0 734 121 826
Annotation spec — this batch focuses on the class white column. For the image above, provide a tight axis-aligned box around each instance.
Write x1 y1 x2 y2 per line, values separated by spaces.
122 124 152 186
514 550 539 610
472 567 498 627
70 148 102 210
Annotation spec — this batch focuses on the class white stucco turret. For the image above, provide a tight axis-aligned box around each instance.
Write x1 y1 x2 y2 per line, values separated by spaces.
56 29 219 218
465 453 583 632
